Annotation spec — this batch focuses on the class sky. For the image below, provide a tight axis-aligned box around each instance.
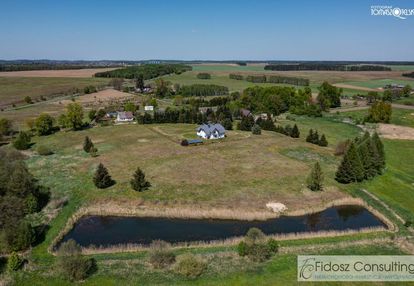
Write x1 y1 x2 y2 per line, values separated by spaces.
1 0 413 61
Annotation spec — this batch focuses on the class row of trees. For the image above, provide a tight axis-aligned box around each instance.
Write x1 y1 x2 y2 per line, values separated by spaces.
335 132 385 183
306 129 328 147
264 64 391 71
179 84 229 97
274 124 300 138
402 72 414 78
94 64 192 79
183 96 230 108
230 74 309 86
196 73 211 79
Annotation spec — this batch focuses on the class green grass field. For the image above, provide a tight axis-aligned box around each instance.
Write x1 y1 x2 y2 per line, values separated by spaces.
0 77 110 106
387 65 414 71
341 79 414 89
332 108 414 128
192 64 267 72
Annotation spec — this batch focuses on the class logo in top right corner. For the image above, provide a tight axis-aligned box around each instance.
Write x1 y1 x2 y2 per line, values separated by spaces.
371 5 414 20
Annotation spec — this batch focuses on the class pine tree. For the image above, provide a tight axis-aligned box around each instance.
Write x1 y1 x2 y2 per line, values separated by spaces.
93 163 114 189
372 132 385 172
290 124 300 138
307 162 323 191
130 167 151 192
358 141 375 179
306 129 313 143
83 136 94 153
335 143 364 183
318 134 328 147
312 130 320 144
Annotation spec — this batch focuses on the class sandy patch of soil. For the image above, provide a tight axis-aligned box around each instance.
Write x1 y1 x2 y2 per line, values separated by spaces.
55 88 135 105
378 123 414 140
0 68 117 78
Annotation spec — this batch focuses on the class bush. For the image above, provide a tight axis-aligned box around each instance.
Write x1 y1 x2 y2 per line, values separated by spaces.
12 131 31 150
7 252 24 272
89 147 98 157
246 227 265 244
34 113 54 136
237 241 249 257
173 253 206 278
181 139 189 146
251 124 261 135
130 167 151 192
196 73 211 79
148 240 176 269
93 163 114 189
247 243 272 262
267 238 279 253
37 145 53 156
56 239 96 281
5 221 35 252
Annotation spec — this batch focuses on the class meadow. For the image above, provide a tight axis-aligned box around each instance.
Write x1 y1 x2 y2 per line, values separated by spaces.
0 76 110 106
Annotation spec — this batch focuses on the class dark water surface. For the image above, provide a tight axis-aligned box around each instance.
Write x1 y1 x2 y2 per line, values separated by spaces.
62 205 386 247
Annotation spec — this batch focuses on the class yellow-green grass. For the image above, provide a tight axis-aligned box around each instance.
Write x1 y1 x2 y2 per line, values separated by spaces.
156 71 295 92
351 139 414 222
331 108 414 128
12 243 405 286
27 124 349 214
387 65 414 71
0 77 110 106
341 78 414 89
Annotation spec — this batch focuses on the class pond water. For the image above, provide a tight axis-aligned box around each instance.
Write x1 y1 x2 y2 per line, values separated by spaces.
61 205 386 248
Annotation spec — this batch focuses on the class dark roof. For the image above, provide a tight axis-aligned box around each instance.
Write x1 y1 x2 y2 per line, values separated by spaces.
188 139 203 144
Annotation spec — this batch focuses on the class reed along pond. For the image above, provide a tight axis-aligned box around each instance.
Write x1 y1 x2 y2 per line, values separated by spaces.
62 205 386 248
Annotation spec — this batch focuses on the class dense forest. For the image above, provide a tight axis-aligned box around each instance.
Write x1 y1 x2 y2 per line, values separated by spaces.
264 64 391 71
94 64 192 79
179 84 229 97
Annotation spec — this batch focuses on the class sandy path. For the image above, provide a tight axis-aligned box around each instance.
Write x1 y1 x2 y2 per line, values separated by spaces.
0 68 117 78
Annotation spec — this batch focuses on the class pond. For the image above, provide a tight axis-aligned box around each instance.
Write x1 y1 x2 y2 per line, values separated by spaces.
61 205 386 248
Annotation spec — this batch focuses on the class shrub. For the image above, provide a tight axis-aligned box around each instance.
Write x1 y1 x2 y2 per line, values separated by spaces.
148 240 176 269
196 73 211 79
318 134 328 147
5 221 35 251
246 228 265 244
307 162 324 191
173 253 207 278
83 136 94 153
247 243 272 262
181 139 189 146
7 252 23 272
404 221 412 228
237 241 249 257
12 131 31 150
89 147 98 157
251 124 261 135
37 145 53 156
267 238 279 253
56 239 96 281
24 96 33 104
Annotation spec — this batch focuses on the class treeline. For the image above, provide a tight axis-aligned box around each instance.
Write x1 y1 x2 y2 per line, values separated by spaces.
402 72 414 78
183 96 231 107
179 84 229 97
137 106 233 126
0 149 49 252
336 132 385 184
94 64 192 79
229 74 309 86
264 64 391 71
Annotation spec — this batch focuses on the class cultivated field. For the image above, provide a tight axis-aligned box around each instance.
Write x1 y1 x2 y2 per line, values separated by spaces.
0 67 117 78
0 76 110 107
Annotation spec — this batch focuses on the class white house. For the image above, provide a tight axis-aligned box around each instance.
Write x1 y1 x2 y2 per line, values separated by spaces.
116 111 134 122
196 123 226 139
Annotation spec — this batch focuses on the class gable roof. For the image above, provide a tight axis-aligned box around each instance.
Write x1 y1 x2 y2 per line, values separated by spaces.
197 123 226 137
